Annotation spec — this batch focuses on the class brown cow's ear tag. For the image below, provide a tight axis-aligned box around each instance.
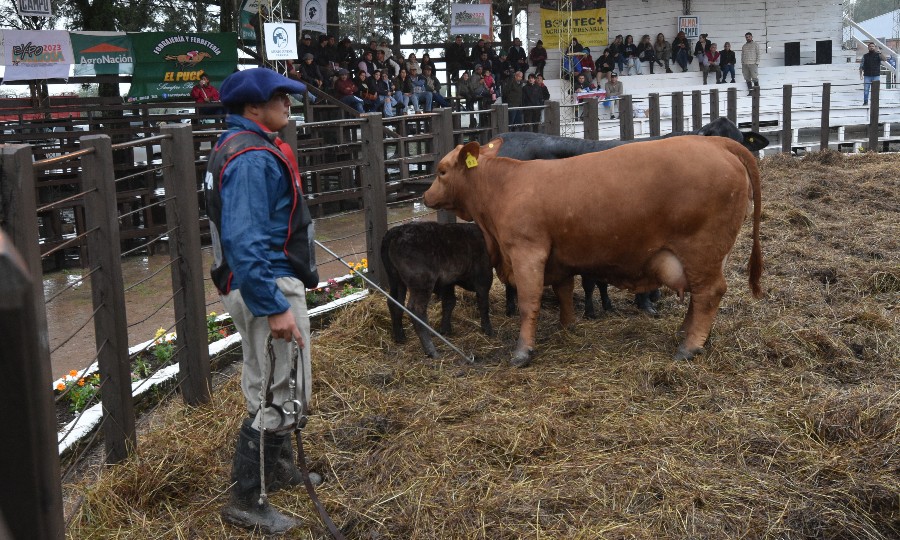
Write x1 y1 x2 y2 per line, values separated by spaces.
488 143 494 148
466 153 478 168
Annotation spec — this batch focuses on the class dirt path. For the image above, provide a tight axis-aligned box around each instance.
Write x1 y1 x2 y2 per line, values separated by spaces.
46 201 436 379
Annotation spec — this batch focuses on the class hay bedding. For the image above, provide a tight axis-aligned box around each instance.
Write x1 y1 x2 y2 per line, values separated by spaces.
68 152 899 539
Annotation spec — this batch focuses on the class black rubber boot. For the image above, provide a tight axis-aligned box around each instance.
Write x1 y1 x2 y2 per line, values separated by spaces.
269 433 322 492
221 421 300 534
746 80 753 96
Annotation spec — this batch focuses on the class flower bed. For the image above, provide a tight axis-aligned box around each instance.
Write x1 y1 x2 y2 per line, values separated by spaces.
54 265 369 455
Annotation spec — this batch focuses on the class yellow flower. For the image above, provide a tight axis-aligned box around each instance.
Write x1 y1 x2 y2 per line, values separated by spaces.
69 369 78 377
208 311 217 317
56 382 65 391
346 261 354 268
77 379 85 387
361 258 368 268
155 328 166 339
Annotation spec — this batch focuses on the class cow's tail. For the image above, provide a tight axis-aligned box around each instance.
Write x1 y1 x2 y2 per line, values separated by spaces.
736 148 764 298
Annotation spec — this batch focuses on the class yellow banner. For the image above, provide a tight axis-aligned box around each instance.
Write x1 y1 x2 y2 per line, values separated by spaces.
540 4 607 49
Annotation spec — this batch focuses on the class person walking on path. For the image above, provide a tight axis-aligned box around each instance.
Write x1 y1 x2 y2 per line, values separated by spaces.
860 42 888 105
207 68 321 535
741 32 761 95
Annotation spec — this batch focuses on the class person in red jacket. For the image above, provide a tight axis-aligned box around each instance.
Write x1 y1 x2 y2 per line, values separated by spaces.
190 74 224 117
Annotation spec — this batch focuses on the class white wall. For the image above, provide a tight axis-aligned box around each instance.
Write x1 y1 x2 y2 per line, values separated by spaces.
526 0 845 72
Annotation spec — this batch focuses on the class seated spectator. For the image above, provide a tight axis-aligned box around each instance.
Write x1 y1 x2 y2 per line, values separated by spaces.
372 70 395 116
608 35 625 74
358 49 375 77
446 35 468 83
296 53 324 90
720 42 737 83
408 66 432 112
580 47 596 83
495 51 514 80
672 31 691 72
529 39 548 77
470 65 492 106
654 33 673 73
482 68 497 103
702 42 722 85
604 72 623 119
638 35 658 74
334 68 365 112
419 53 437 78
421 66 450 108
336 37 357 71
297 34 317 62
456 71 476 114
597 48 614 85
623 34 642 75
477 51 495 75
694 33 711 62
355 70 379 111
405 53 420 74
573 72 591 94
393 68 412 113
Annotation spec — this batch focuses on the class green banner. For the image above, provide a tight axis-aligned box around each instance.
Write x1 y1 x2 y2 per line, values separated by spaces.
126 32 238 102
70 32 135 76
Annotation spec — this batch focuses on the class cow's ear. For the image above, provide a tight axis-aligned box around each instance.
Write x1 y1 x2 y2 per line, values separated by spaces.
458 141 481 169
742 131 769 151
479 138 502 158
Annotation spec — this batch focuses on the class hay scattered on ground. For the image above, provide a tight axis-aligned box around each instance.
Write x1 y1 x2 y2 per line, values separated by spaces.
67 151 900 539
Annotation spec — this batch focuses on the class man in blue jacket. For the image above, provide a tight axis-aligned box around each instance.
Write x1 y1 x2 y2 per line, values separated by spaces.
205 68 320 535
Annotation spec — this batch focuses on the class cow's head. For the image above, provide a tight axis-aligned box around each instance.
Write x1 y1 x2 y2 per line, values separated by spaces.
423 141 481 222
696 117 769 152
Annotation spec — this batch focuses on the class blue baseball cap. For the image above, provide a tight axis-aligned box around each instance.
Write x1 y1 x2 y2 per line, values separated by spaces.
219 68 307 106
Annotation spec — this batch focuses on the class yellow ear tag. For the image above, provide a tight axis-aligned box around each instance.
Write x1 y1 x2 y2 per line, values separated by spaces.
488 143 494 148
466 153 478 168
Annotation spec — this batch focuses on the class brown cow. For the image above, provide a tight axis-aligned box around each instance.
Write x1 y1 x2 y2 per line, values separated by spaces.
423 136 763 367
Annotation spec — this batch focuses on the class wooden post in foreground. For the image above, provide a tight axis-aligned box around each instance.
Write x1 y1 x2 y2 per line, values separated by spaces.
868 80 880 152
648 93 660 137
782 85 793 154
432 108 456 224
672 92 684 133
361 113 388 287
161 123 211 405
0 232 64 540
820 82 831 151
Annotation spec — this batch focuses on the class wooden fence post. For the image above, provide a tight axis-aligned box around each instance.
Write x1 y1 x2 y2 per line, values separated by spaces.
672 92 684 133
709 88 720 121
0 232 64 540
80 135 137 463
546 101 561 136
648 93 660 137
360 114 388 287
432 108 456 224
820 82 831 151
160 124 211 405
727 87 737 124
619 95 634 140
751 86 760 133
583 98 599 141
0 145 48 338
782 85 792 154
691 90 702 131
868 80 880 152
491 103 509 137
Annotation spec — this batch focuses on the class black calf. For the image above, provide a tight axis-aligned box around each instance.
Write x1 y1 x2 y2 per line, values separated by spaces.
381 222 494 358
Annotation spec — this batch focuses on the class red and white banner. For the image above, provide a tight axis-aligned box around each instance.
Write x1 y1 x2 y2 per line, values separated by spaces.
2 30 73 82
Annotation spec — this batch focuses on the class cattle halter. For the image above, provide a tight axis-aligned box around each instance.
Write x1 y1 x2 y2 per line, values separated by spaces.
313 240 475 364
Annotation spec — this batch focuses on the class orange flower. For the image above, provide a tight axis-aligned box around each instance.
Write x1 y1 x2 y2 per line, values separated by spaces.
56 382 65 391
69 370 78 377
219 329 229 337
77 379 86 387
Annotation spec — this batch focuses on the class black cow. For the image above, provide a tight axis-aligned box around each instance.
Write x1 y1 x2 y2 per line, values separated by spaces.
381 222 494 358
485 118 768 317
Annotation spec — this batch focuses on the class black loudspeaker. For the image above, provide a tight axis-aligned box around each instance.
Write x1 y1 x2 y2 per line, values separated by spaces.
784 42 800 66
816 40 833 64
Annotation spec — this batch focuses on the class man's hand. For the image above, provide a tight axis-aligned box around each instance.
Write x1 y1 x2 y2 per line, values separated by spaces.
268 310 304 346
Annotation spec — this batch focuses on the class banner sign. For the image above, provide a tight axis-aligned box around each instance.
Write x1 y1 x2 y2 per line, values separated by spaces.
1 30 73 82
17 0 51 17
264 22 298 60
240 0 260 42
127 32 238 102
301 0 327 34
540 0 607 48
70 32 134 76
450 3 492 36
677 16 700 39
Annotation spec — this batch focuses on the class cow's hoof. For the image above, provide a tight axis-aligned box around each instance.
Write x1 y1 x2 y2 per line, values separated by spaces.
673 345 705 361
482 326 495 337
510 349 534 368
424 346 438 359
648 289 661 302
638 304 660 317
584 311 597 320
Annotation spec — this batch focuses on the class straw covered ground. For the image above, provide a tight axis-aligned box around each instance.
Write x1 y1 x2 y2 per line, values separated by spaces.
67 151 899 539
